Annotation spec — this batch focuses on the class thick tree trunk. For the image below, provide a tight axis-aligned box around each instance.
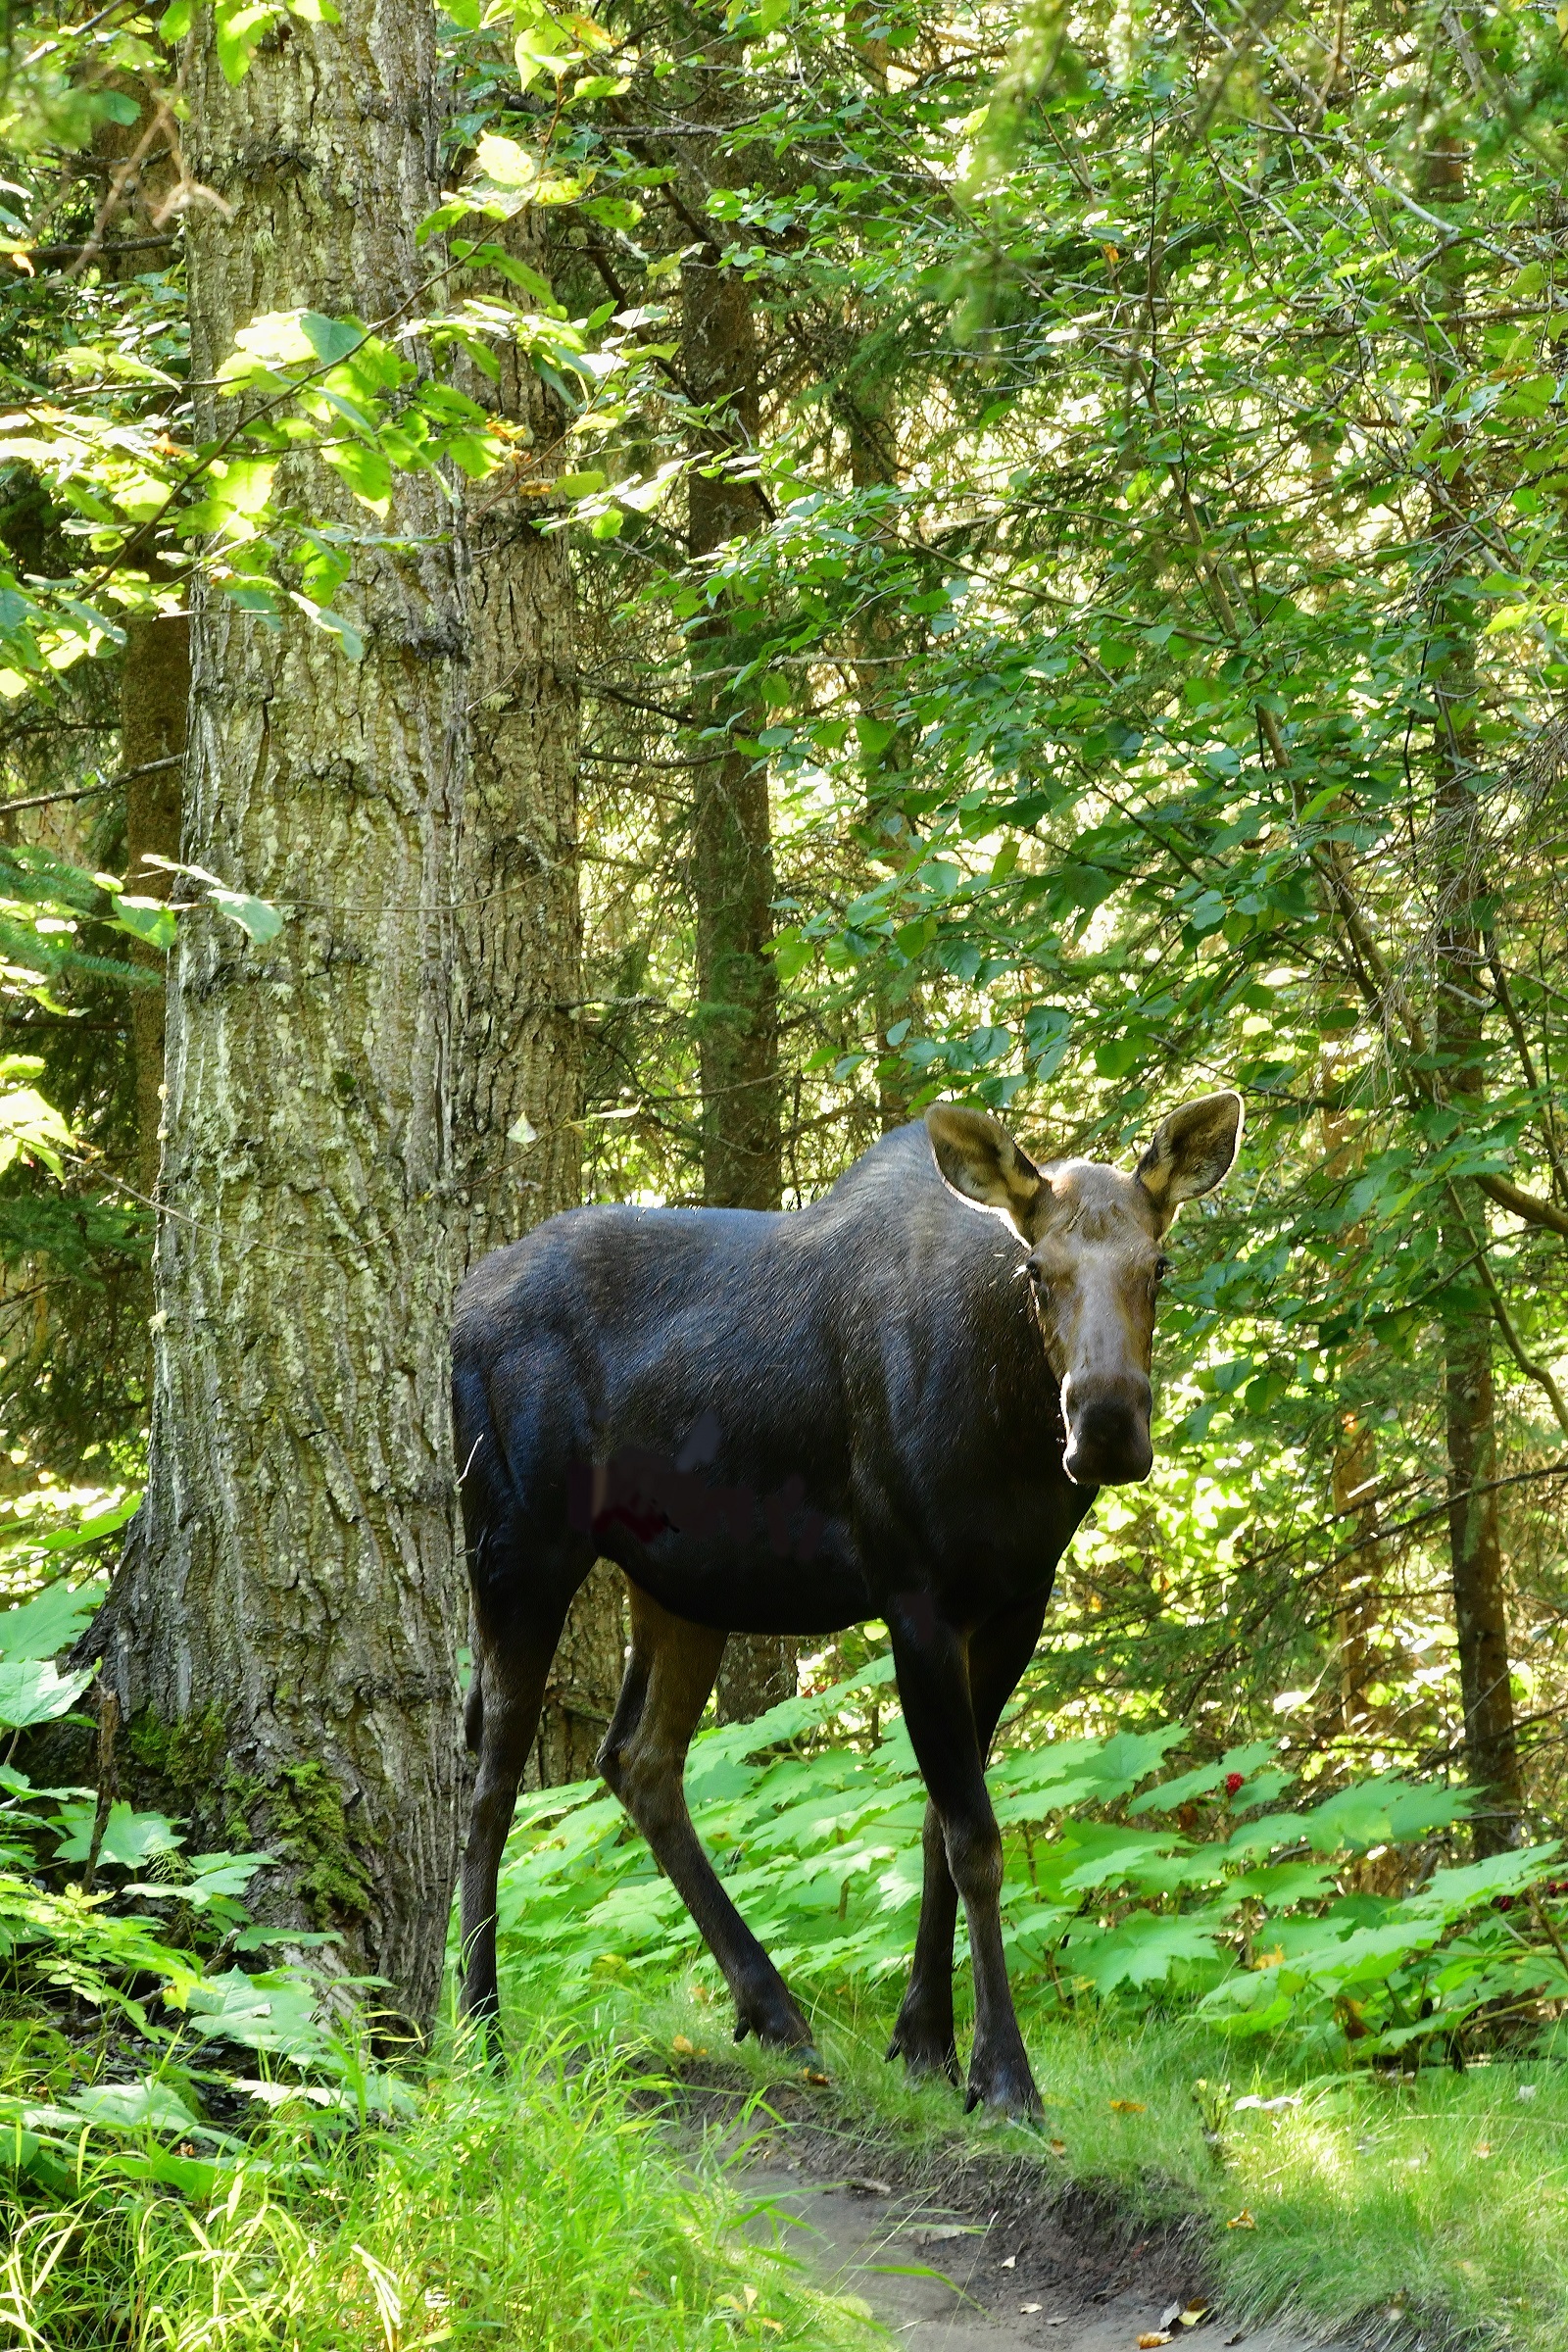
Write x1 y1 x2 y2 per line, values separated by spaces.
683 25 793 1722
450 218 622 1788
87 0 467 2027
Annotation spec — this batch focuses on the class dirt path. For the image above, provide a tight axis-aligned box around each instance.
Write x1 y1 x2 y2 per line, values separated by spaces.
681 2076 1357 2352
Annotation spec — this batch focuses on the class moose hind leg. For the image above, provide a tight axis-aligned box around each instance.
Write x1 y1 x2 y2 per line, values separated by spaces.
888 1595 1047 2085
600 1588 815 2053
459 1607 565 2034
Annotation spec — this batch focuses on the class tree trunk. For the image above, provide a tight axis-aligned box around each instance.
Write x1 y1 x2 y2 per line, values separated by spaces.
94 78 189 1204
450 216 622 1788
87 0 467 2028
1319 1090 1380 1739
683 23 793 1722
121 609 187 1200
1329 1406 1378 1738
686 246 780 1213
1443 1313 1519 1853
847 397 920 1132
1426 122 1522 1857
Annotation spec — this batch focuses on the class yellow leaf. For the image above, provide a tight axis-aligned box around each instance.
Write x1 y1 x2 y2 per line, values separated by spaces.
671 2034 695 2056
1109 2098 1147 2113
1226 2209 1256 2230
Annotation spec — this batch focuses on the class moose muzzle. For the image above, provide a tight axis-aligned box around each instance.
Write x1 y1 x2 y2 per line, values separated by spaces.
1059 1372 1154 1488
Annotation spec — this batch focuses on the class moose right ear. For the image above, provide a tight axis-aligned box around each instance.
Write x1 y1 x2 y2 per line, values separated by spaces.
926 1103 1044 1240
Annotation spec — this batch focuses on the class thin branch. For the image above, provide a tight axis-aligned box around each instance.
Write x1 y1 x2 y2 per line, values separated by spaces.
1 753 183 818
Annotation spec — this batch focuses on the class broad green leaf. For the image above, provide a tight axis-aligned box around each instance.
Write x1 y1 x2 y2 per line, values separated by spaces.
0 1660 93 1730
0 1580 104 1657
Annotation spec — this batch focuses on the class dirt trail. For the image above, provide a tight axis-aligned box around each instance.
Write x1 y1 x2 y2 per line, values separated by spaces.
739 2155 1343 2352
682 2076 1357 2352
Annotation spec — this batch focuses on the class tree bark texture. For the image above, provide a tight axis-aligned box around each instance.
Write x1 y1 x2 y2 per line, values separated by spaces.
450 217 623 1788
89 0 467 2027
683 33 792 1717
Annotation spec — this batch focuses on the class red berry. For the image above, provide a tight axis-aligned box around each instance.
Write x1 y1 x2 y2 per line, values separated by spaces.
1225 1772 1246 1796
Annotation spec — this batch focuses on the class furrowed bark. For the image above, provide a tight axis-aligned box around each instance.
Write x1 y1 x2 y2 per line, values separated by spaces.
87 0 467 2028
450 215 622 1788
681 12 793 1723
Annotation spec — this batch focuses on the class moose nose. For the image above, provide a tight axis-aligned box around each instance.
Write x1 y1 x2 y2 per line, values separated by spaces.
1060 1375 1153 1488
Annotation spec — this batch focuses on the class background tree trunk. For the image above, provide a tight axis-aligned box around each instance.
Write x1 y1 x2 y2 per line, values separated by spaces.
87 0 467 2027
685 228 779 1214
1426 122 1522 1858
121 610 187 1201
847 395 920 1133
451 217 622 1788
683 21 793 1723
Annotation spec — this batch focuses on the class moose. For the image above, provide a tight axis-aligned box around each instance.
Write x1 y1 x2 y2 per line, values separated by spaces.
453 1092 1243 2117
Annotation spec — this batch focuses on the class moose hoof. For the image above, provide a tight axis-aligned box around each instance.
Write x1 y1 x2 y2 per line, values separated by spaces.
963 2061 1044 2122
734 2006 816 2056
886 2029 961 2086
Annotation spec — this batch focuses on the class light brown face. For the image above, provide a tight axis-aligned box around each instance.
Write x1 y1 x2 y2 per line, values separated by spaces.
927 1092 1244 1488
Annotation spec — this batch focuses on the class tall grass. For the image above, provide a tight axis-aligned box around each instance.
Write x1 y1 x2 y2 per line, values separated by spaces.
0 2024 882 2351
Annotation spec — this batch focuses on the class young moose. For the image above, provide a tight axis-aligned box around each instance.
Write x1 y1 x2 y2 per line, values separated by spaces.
454 1093 1243 2116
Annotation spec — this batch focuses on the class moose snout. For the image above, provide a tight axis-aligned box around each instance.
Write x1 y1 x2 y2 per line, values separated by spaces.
1060 1373 1154 1488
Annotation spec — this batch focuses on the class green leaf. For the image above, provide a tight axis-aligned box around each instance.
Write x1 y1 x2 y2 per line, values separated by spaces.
301 312 367 368
321 442 393 513
0 1660 93 1730
66 2080 204 2134
0 1580 104 1657
111 897 177 953
52 1801 182 1867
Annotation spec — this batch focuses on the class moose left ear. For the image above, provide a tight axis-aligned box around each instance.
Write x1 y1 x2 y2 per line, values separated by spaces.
1136 1091 1244 1226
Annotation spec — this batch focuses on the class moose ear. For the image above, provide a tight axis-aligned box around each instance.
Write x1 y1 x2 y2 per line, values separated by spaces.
926 1103 1044 1239
1136 1091 1244 1227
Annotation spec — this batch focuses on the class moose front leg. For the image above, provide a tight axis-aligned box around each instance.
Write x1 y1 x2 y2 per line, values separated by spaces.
887 1595 1047 2086
889 1596 1042 2119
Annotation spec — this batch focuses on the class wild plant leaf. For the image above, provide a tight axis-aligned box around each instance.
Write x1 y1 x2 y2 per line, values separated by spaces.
0 1578 103 1656
53 1802 182 1868
0 1659 93 1729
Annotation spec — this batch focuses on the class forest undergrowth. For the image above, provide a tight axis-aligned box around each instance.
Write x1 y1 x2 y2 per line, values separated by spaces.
578 1970 1568 2352
3 1536 1568 2347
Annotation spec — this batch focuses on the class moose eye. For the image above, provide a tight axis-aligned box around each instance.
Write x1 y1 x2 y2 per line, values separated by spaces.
1153 1255 1171 1283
